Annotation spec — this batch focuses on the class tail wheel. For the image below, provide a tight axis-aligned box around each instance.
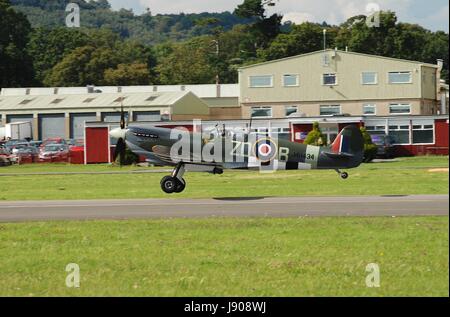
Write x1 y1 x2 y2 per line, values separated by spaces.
175 178 186 193
161 176 177 194
341 172 349 179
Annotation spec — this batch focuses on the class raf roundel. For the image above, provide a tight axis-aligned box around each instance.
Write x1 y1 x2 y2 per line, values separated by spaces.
254 138 278 162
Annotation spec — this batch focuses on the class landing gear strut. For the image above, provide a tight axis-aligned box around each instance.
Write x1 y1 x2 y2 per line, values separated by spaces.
336 169 349 180
161 163 186 194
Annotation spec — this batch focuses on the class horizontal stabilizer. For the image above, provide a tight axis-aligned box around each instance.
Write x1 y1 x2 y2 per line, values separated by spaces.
323 151 355 159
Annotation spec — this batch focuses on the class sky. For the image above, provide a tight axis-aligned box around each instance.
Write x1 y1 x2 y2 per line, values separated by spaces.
107 0 449 32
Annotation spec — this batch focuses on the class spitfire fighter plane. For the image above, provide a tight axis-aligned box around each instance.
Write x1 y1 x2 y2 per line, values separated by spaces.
110 109 365 194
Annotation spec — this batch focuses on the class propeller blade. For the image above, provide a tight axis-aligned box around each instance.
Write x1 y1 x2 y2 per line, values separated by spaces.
114 137 127 166
120 102 126 130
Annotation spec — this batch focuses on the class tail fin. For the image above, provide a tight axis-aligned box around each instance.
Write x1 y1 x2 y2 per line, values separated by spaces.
331 125 364 155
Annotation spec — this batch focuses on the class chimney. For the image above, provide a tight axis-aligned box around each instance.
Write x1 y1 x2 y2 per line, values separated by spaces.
437 59 444 70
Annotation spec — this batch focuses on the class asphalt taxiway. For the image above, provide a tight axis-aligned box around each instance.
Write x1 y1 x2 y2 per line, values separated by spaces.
0 195 447 222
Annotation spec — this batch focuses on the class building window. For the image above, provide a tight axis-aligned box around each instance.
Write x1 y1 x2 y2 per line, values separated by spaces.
323 73 337 86
389 124 410 144
285 106 298 117
362 72 378 85
363 104 377 115
366 125 387 135
320 105 341 116
388 71 412 84
412 124 434 144
283 74 299 87
249 75 273 88
389 104 411 114
251 106 272 118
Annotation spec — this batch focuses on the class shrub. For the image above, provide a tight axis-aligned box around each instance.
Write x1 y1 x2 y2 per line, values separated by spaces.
304 122 326 146
360 127 378 162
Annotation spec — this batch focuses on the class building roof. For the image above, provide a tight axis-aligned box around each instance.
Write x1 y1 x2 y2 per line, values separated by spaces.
0 84 240 98
0 91 193 111
238 49 439 70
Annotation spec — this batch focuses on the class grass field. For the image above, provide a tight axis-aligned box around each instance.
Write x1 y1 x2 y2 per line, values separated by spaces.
0 156 448 200
0 216 448 297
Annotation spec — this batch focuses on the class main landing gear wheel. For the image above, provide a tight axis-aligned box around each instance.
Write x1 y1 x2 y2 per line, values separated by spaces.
160 163 187 194
161 176 178 194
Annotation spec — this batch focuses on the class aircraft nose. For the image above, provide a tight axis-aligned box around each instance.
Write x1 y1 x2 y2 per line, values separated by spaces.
109 127 128 139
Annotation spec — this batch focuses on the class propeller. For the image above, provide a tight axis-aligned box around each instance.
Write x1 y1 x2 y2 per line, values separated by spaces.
111 100 128 166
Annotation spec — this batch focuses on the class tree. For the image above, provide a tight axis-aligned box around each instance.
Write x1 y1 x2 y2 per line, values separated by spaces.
335 11 398 57
304 122 326 146
104 63 151 86
259 23 337 60
27 27 90 85
0 0 35 87
234 0 282 49
360 127 378 162
155 37 216 85
44 45 119 86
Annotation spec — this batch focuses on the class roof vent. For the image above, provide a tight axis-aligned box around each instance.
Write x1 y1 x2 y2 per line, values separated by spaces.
83 98 96 103
51 98 64 104
113 96 126 103
145 96 159 102
19 99 34 105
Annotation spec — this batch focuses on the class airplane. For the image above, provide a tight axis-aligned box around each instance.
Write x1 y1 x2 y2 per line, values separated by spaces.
110 107 365 194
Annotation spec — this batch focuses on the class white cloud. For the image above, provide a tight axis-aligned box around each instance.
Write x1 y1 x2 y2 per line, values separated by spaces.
137 0 242 14
109 0 448 31
282 12 316 24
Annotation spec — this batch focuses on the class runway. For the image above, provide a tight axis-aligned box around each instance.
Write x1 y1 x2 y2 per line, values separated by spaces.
0 195 448 222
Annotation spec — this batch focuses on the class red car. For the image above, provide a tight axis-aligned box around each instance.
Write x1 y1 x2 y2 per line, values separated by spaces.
40 138 66 149
39 144 70 163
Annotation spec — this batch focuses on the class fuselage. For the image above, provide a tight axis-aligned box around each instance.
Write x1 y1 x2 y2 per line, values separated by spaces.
122 125 364 171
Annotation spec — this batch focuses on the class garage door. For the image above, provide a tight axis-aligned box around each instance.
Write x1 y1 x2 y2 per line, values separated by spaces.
6 114 34 138
6 114 33 124
133 111 161 122
39 114 66 140
102 112 129 123
70 113 97 140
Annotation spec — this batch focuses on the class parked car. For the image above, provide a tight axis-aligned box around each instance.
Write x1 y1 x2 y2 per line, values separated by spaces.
29 140 43 148
0 147 12 166
10 142 31 154
371 134 395 158
11 146 40 164
67 139 84 151
4 139 29 152
40 138 66 149
39 144 69 162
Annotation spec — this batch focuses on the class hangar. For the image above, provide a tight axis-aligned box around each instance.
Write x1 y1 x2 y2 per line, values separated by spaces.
0 90 210 140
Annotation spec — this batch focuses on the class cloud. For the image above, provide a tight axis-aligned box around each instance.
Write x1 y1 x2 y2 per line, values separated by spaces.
108 0 448 32
137 0 242 14
282 12 316 24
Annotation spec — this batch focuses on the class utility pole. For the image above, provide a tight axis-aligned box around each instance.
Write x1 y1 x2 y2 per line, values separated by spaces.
212 39 220 86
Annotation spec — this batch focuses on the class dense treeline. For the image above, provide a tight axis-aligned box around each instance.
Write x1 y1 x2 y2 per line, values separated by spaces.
1 0 448 88
11 0 253 44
